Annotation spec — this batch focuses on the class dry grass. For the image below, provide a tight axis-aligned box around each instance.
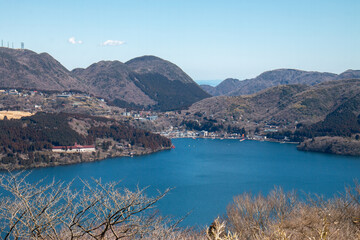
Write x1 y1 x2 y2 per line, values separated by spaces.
0 110 33 120
225 185 360 240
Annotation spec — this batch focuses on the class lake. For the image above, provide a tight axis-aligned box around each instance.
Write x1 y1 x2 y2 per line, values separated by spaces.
5 138 360 227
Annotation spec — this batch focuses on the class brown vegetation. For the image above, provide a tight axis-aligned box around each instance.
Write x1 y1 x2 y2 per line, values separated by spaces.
0 111 33 120
0 172 187 240
225 187 360 239
0 173 360 239
189 79 360 131
0 112 171 169
201 69 360 97
0 48 209 111
298 136 360 156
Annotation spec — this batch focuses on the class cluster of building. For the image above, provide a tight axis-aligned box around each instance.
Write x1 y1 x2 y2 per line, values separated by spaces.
121 111 158 121
159 129 247 139
0 89 39 96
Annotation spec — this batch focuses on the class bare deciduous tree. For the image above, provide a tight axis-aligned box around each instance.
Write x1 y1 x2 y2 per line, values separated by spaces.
2 171 360 240
0 171 185 240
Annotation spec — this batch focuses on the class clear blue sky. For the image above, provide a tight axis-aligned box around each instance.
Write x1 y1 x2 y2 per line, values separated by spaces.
1 0 359 82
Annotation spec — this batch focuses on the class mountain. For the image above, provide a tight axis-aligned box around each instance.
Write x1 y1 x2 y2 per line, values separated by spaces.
187 78 360 129
228 69 337 96
199 84 215 95
125 55 194 83
201 69 359 96
0 48 210 111
73 56 210 111
200 78 241 96
71 61 156 107
0 47 87 92
124 56 211 110
337 69 360 80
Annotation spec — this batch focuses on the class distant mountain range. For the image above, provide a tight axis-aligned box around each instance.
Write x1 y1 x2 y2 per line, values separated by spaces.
0 47 210 111
201 69 360 96
2 46 360 113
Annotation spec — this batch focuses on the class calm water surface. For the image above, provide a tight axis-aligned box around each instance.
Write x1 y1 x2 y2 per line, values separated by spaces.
8 139 360 227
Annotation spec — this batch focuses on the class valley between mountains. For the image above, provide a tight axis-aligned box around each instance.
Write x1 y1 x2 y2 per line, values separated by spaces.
1 46 360 169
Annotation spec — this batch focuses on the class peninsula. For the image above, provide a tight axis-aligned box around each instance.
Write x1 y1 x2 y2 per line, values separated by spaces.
0 112 171 170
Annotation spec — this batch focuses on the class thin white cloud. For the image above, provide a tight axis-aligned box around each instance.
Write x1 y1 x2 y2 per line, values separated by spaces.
101 40 125 46
68 37 83 45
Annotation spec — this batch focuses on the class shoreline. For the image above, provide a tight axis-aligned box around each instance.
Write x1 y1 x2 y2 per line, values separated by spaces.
2 136 358 172
0 146 172 171
170 136 360 156
169 136 299 144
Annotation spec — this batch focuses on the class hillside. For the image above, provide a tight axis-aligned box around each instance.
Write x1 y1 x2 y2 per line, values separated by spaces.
0 112 171 169
73 56 210 111
200 78 241 96
199 84 215 95
337 69 360 80
125 55 194 83
71 61 155 107
182 78 360 155
0 48 210 111
0 47 87 92
201 69 360 96
186 79 360 130
294 94 360 155
294 92 360 137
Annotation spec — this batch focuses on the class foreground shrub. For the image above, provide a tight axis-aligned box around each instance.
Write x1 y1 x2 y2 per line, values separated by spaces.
1 172 359 239
0 172 192 240
225 185 360 239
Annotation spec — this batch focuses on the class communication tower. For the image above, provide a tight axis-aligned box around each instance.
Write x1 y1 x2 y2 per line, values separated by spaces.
21 42 24 49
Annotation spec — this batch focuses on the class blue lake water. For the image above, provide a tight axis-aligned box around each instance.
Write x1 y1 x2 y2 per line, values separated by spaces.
4 139 360 227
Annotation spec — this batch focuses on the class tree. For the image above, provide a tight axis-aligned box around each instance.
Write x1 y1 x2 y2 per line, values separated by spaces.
0 172 183 240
